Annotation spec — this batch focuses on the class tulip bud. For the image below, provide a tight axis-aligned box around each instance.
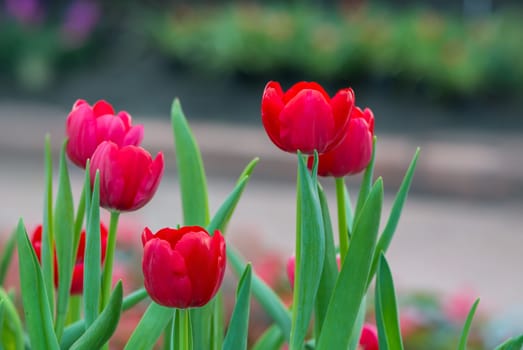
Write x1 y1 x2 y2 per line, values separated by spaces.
261 81 354 154
359 323 379 350
141 226 226 308
31 224 108 295
66 99 144 168
90 141 164 212
309 106 374 177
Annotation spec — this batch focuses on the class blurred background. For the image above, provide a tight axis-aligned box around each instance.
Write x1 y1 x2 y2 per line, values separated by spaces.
1 0 523 348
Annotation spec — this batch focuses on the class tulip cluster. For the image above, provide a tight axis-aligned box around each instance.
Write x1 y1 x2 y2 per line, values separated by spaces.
261 81 375 177
31 224 108 295
66 99 164 212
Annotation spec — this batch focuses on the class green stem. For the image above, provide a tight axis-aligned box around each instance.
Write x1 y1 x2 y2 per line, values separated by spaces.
164 317 174 350
178 309 192 350
100 211 120 311
336 177 349 264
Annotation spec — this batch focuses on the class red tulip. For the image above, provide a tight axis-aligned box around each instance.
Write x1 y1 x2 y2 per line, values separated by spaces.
261 81 354 154
66 99 144 168
90 141 164 212
31 224 108 295
359 323 379 350
309 107 374 177
141 226 226 308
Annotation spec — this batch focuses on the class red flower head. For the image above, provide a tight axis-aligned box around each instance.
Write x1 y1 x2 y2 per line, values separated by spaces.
141 226 226 308
90 141 164 212
261 81 354 154
359 323 379 350
309 107 374 177
31 224 108 295
66 99 144 168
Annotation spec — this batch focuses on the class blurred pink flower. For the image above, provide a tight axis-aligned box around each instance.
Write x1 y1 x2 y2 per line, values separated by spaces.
61 0 100 45
443 288 479 324
254 253 283 288
5 0 42 25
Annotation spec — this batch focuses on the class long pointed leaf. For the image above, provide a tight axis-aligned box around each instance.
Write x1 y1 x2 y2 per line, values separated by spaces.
0 288 24 350
171 98 209 226
207 176 249 235
84 171 101 327
375 255 404 350
16 219 59 350
0 230 16 285
125 302 173 350
316 179 383 350
42 135 55 312
368 148 420 287
355 136 377 217
53 142 75 339
61 287 150 346
227 245 291 340
457 298 480 350
315 185 338 336
207 158 259 235
290 153 325 350
223 264 252 350
69 282 123 350
171 98 211 349
494 334 523 350
252 324 285 350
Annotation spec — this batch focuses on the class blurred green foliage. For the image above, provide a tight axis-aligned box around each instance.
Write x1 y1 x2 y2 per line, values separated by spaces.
147 4 523 100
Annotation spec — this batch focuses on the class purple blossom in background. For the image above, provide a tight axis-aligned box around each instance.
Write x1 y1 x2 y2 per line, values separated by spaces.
5 0 42 25
61 0 100 46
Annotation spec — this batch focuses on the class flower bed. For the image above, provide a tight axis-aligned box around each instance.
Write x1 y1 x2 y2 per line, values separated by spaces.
147 4 523 100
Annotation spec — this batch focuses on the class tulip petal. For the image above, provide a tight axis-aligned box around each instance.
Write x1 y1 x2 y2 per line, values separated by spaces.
92 100 115 117
283 82 330 103
143 239 192 308
279 89 334 154
261 82 286 150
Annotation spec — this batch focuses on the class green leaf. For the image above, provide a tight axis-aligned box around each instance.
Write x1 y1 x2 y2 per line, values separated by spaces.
69 282 123 350
290 153 325 350
83 171 101 327
227 245 291 341
251 325 285 350
375 255 404 350
368 148 419 288
344 185 354 234
42 135 55 312
125 302 173 350
316 179 383 350
223 264 252 350
348 296 367 350
355 136 377 217
122 288 149 311
207 176 249 235
207 158 259 235
171 98 209 226
53 141 76 339
457 298 480 350
494 334 523 350
172 98 212 350
61 287 150 346
15 219 59 350
0 229 16 285
0 288 24 350
315 185 338 336
73 160 91 255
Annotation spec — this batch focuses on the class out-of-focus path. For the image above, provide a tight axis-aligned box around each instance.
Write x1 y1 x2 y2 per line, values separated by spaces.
1 102 522 312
